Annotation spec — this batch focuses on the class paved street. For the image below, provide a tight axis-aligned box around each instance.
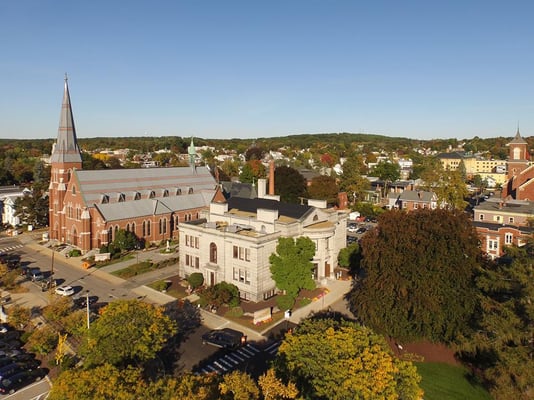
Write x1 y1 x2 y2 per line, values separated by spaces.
3 231 356 382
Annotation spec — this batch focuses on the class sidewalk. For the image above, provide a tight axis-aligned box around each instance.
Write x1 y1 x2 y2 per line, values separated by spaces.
19 234 354 338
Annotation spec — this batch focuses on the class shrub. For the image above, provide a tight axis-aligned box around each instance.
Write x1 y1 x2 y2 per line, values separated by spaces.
27 325 58 355
68 249 81 257
187 273 204 290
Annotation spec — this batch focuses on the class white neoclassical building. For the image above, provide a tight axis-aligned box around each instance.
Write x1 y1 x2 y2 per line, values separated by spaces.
178 179 348 302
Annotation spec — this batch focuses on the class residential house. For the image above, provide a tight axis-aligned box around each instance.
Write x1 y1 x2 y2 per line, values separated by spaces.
387 190 438 211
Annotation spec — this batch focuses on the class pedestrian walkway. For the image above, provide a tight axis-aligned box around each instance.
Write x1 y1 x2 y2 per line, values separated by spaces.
18 233 354 339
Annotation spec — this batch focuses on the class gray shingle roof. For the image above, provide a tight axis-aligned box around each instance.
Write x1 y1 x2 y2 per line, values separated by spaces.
74 166 216 206
94 191 214 221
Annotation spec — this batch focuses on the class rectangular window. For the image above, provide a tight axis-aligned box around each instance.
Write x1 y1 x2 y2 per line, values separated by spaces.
505 233 513 245
195 237 199 249
414 203 418 209
245 270 251 284
195 257 199 269
509 217 514 224
233 246 251 262
185 254 190 266
479 214 484 221
185 235 190 247
488 240 498 251
233 268 239 281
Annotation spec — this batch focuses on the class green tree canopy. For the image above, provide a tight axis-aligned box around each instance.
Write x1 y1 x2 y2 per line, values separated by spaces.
239 160 266 183
273 166 307 204
112 229 139 251
372 161 400 183
348 209 480 342
339 156 370 203
276 317 423 400
458 242 534 399
269 237 316 304
80 299 177 368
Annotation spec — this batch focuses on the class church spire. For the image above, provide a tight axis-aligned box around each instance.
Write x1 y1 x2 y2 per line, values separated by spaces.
50 74 82 164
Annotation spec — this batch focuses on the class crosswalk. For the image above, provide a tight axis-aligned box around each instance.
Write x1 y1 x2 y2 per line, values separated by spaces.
0 244 23 254
199 342 280 375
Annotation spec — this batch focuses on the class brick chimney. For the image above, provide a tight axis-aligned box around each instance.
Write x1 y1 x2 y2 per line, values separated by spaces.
269 160 275 195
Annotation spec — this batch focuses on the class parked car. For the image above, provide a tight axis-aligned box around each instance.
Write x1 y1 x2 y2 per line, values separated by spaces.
356 227 367 234
55 286 75 297
347 224 358 233
0 363 25 381
201 328 246 349
73 295 98 309
26 268 44 282
0 369 47 395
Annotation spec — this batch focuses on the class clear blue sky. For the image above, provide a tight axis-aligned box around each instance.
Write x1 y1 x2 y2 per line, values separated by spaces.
1 1 533 141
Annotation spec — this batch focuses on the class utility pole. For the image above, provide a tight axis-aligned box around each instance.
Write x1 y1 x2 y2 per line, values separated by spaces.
86 290 90 330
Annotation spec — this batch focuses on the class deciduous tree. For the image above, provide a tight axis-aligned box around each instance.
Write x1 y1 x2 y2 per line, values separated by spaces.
339 156 370 203
258 368 298 400
458 242 534 399
307 175 339 205
269 237 316 308
348 209 480 342
275 317 423 400
219 370 260 400
273 166 307 204
80 299 177 368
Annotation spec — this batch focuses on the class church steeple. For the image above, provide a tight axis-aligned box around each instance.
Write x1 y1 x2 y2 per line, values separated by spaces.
50 74 82 164
188 136 197 169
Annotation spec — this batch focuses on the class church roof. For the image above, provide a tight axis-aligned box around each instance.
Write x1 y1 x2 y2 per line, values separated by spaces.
509 128 528 144
73 166 217 206
94 191 214 221
50 75 82 164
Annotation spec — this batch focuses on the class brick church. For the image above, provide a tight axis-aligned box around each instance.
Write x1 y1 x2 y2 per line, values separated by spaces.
48 77 224 253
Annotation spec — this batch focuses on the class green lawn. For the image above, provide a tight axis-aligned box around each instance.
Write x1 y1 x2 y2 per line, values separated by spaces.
415 362 492 400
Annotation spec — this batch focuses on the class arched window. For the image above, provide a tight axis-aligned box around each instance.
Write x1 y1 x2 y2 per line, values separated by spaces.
159 219 163 234
147 220 151 236
210 243 217 264
142 221 146 236
126 223 130 232
108 227 113 243
131 222 136 234
72 185 76 194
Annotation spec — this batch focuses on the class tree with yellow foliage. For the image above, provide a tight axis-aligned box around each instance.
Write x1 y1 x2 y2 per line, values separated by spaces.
275 317 423 400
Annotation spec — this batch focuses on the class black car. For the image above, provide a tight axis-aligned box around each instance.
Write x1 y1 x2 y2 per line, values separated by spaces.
201 328 246 349
0 363 25 381
0 369 47 395
73 295 99 309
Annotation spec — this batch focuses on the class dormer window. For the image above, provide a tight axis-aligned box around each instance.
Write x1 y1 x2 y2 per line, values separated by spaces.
118 193 125 202
134 192 141 200
149 191 155 199
188 187 194 194
101 194 109 204
176 188 182 195
163 189 169 197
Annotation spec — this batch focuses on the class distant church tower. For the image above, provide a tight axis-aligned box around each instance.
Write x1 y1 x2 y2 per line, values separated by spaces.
188 137 197 171
48 75 82 242
507 128 529 180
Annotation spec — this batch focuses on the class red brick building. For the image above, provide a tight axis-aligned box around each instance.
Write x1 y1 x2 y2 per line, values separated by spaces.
48 77 224 253
473 130 533 259
502 129 534 201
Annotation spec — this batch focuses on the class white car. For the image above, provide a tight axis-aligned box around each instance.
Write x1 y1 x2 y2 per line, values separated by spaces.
55 286 75 296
